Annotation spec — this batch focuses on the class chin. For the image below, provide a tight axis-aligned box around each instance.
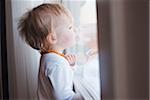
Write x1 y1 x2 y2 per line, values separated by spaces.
65 44 75 49
62 40 76 48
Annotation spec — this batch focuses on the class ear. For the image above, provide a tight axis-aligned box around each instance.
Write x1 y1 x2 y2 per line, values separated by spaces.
46 33 57 44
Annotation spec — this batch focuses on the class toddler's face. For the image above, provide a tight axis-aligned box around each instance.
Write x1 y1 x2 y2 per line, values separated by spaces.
54 16 76 49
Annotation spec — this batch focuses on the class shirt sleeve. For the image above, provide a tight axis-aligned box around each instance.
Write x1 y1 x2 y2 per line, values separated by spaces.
46 62 75 100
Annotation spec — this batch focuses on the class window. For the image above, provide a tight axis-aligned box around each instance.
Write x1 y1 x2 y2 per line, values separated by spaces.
62 0 100 98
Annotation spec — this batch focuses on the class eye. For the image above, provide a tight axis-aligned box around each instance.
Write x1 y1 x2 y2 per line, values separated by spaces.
68 26 72 30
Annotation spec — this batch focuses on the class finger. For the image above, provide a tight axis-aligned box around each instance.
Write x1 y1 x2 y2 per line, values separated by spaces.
71 55 76 61
70 55 76 64
65 55 72 62
65 55 71 61
65 54 76 65
70 55 74 60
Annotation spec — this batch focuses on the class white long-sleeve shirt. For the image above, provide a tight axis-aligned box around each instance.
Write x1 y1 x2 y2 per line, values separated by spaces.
37 53 83 100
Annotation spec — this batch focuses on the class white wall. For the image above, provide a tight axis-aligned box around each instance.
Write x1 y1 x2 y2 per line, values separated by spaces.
5 0 60 99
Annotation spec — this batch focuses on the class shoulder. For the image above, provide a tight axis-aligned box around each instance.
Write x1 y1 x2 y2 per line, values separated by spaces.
41 53 73 76
41 53 70 70
43 53 68 64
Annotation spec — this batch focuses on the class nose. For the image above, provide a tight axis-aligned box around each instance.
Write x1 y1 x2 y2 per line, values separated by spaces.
75 33 80 41
74 27 80 41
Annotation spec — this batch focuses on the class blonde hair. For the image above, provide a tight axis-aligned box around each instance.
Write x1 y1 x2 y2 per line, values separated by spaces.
18 3 72 52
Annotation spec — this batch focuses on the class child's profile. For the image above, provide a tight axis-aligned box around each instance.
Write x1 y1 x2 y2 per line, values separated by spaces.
18 3 84 100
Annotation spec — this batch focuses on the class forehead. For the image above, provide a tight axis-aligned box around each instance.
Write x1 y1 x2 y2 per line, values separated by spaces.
54 15 74 27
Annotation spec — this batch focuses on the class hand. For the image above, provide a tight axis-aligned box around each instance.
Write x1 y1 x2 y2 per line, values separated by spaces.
65 54 76 66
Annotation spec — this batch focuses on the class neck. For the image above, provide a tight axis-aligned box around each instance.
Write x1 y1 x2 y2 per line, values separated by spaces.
41 45 66 54
51 47 65 53
48 45 66 54
41 49 66 58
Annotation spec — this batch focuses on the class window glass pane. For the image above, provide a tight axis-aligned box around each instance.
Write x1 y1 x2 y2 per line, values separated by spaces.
62 0 100 99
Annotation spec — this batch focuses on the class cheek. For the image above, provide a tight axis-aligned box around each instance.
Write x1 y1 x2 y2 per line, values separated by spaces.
64 33 75 42
60 31 75 45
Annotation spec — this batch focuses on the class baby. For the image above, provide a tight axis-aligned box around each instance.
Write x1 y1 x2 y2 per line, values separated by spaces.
18 3 84 100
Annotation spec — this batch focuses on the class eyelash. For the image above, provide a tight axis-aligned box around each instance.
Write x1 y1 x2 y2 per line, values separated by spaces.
69 26 72 29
